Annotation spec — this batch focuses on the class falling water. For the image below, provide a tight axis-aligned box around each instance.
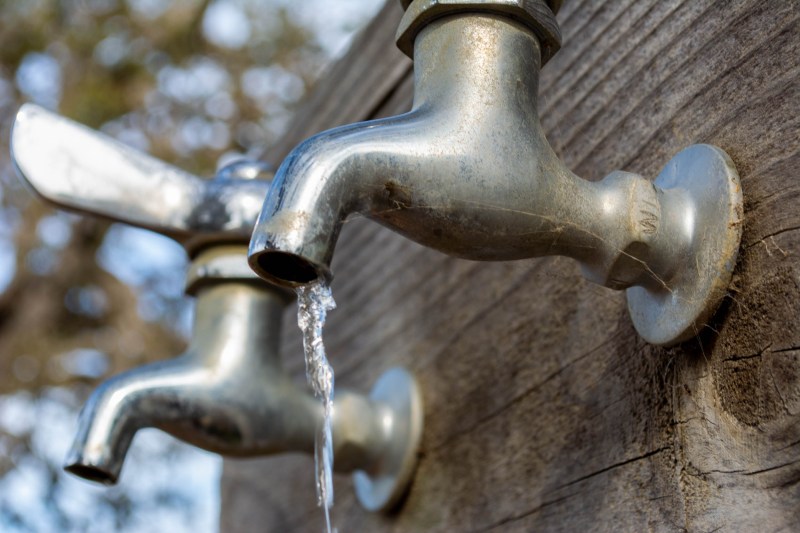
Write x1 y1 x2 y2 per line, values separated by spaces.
296 280 337 533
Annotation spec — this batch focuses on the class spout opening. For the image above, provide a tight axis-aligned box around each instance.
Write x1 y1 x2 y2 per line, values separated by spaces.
64 462 118 485
251 250 329 288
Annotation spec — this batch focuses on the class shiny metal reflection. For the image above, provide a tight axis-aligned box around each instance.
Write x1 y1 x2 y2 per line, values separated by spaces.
10 106 424 511
248 1 742 346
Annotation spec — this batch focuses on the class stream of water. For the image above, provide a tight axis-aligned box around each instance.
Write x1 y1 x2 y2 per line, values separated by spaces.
296 280 337 533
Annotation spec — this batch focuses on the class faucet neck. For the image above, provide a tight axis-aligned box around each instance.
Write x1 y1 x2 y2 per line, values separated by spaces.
191 282 287 370
412 14 541 113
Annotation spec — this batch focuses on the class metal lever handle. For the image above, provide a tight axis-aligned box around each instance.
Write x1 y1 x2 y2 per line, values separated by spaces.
10 103 270 252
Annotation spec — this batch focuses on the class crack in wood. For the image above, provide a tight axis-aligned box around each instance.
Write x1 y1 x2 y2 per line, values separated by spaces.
773 346 800 354
747 225 800 248
685 468 746 477
556 446 670 490
478 492 579 531
779 439 800 452
742 458 800 477
722 344 770 363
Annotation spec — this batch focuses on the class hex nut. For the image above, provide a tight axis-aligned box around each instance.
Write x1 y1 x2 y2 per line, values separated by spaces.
396 0 562 64
185 245 293 302
400 0 562 15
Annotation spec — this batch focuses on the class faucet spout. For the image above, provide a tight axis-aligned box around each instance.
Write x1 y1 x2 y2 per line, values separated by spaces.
251 14 554 284
249 5 743 346
249 13 680 288
65 281 412 488
64 283 317 484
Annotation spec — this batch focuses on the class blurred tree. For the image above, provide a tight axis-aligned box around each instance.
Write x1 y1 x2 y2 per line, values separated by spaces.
0 0 333 393
0 0 383 530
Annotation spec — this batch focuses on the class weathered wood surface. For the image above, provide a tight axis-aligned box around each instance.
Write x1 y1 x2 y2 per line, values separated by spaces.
223 0 800 531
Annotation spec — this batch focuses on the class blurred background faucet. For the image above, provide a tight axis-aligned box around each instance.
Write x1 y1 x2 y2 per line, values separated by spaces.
247 0 743 346
10 103 423 511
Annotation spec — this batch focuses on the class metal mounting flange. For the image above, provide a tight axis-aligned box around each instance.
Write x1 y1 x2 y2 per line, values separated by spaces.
353 368 424 512
627 144 743 345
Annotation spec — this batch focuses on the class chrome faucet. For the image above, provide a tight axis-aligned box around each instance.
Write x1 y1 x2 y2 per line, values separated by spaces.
11 104 423 511
248 0 743 346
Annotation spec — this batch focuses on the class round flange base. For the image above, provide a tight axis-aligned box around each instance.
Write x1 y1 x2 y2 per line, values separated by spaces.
627 144 743 346
353 368 423 512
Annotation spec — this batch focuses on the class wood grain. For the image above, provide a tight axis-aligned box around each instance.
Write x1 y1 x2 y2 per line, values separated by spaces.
223 1 800 531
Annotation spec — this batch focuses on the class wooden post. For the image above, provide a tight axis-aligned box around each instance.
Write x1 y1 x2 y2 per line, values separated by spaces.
222 1 800 530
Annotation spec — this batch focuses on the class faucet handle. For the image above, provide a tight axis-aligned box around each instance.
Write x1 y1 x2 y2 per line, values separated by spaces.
10 103 271 252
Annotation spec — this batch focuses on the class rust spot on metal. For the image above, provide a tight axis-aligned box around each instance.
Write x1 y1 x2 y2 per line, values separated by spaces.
384 181 413 209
